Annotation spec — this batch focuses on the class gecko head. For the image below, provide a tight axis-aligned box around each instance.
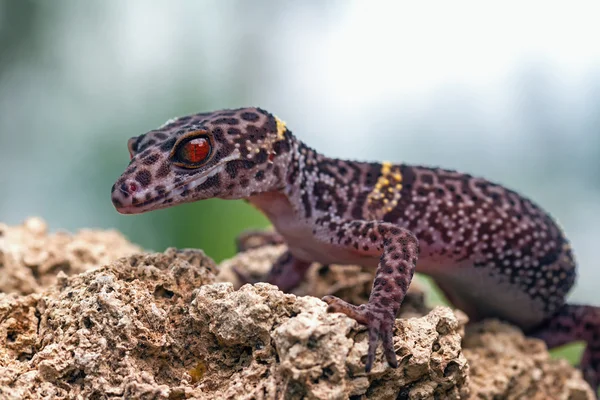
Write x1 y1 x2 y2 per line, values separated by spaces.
111 107 294 214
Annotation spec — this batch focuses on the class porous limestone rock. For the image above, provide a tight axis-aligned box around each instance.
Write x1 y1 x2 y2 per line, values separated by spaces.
0 217 141 295
463 320 594 399
0 248 217 399
0 219 595 399
0 219 468 399
190 283 468 399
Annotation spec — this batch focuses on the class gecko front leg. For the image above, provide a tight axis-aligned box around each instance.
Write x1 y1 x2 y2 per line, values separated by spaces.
322 221 419 372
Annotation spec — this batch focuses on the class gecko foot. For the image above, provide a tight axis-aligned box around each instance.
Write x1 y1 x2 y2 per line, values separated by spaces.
231 266 260 286
531 303 600 394
322 295 397 372
233 251 311 293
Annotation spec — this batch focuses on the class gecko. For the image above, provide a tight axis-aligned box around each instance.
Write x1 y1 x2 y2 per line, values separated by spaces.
111 107 600 393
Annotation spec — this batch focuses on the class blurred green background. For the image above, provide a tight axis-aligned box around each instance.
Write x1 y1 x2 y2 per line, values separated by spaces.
1 2 599 367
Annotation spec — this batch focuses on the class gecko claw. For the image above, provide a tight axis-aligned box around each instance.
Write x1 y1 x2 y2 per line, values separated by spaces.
382 328 398 368
322 295 398 372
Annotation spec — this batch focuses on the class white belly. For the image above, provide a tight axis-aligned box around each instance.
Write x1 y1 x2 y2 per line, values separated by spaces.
248 192 379 267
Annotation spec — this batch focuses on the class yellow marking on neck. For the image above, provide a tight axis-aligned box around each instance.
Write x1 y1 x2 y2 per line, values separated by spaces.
381 161 392 175
275 116 287 140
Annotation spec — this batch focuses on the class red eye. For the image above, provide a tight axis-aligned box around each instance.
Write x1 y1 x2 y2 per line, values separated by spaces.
173 136 212 167
183 138 210 163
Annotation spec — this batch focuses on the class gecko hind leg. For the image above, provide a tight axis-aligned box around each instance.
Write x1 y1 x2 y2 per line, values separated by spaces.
530 303 600 395
322 221 419 372
233 249 311 293
235 229 285 252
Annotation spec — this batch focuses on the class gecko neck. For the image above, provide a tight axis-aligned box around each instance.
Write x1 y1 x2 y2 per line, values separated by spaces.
247 137 327 223
251 133 390 233
282 137 369 224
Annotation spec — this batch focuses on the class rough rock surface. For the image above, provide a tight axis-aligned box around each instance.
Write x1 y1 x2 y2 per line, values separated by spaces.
463 320 594 399
0 217 141 295
0 218 595 399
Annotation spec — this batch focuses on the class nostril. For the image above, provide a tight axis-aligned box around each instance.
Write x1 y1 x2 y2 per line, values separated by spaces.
119 181 139 197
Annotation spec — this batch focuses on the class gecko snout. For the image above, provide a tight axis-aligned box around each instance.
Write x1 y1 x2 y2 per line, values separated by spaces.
111 180 142 214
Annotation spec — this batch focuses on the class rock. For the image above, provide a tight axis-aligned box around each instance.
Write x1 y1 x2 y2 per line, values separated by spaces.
0 217 141 295
463 320 595 399
190 283 468 399
0 219 594 399
0 248 216 399
0 220 468 399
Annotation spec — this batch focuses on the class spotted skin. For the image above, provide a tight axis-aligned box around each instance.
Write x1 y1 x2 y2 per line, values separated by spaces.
111 107 599 392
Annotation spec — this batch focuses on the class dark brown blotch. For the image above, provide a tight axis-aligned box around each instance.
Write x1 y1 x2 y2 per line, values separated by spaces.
135 170 152 187
255 149 268 164
241 112 259 122
197 174 220 191
156 185 166 196
246 124 267 141
156 161 171 178
212 127 225 142
273 139 290 154
227 127 241 136
214 117 239 126
421 174 434 185
143 153 160 165
225 160 255 179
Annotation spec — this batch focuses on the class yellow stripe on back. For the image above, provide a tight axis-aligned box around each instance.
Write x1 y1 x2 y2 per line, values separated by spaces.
368 161 403 213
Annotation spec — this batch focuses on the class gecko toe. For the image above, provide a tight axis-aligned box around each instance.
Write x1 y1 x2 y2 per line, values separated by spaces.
322 295 369 324
324 295 398 372
382 328 398 368
365 324 380 372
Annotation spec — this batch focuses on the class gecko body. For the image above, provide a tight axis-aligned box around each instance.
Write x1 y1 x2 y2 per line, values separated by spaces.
111 107 600 392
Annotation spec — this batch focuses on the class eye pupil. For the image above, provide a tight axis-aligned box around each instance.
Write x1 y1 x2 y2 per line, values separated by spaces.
180 137 210 164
